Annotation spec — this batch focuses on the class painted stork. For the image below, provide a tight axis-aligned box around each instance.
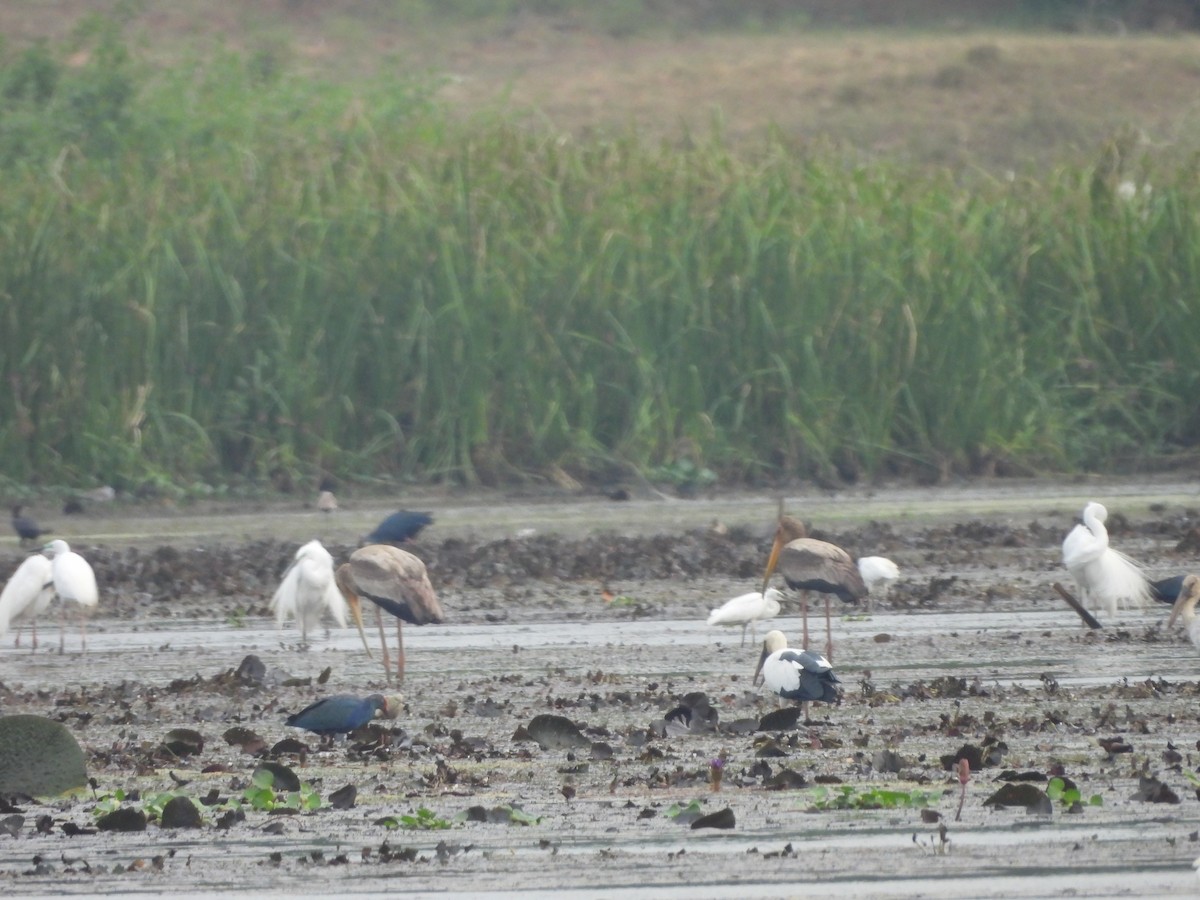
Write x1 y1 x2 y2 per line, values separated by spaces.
706 588 783 646
1061 502 1150 619
43 540 98 652
1166 574 1200 651
760 514 866 660
336 544 444 684
0 553 55 649
753 630 841 716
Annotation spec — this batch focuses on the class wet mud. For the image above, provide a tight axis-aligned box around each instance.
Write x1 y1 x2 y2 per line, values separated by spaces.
1 480 1199 896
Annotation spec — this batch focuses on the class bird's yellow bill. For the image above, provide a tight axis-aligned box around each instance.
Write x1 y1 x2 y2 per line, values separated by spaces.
760 533 782 597
347 595 373 659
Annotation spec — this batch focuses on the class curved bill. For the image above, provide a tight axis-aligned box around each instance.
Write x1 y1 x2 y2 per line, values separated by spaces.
759 531 783 597
752 641 770 686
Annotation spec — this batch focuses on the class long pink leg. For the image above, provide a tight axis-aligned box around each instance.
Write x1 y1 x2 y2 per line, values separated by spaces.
396 621 406 684
824 597 833 662
801 593 810 650
374 605 392 684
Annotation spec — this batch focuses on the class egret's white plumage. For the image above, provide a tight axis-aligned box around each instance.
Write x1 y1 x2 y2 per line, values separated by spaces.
44 539 99 652
1166 574 1200 651
1061 502 1150 618
0 553 55 648
753 630 841 709
270 540 348 645
857 556 899 611
706 588 782 646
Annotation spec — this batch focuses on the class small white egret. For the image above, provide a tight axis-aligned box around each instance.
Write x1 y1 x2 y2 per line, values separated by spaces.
270 540 369 650
0 553 55 649
43 540 98 652
857 556 900 611
761 514 866 661
336 544 444 684
753 630 841 716
1166 574 1200 651
706 588 783 646
1061 502 1150 619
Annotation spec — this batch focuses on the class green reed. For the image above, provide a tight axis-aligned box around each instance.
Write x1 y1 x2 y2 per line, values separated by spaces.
1 34 1198 490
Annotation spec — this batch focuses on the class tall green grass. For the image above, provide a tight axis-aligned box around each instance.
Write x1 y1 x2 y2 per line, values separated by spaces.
1 27 1198 491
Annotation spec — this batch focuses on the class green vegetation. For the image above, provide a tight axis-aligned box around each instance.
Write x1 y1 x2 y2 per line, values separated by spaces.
806 784 941 810
1046 776 1103 809
2 19 1198 492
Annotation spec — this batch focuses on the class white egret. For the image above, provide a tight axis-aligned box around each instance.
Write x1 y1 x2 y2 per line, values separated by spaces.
706 588 783 646
761 514 866 660
753 630 841 716
0 553 55 649
270 540 369 650
43 540 98 652
1061 502 1150 619
857 556 900 611
336 544 444 684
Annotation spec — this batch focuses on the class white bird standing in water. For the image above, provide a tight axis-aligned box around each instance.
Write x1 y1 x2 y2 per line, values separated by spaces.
706 588 783 646
857 556 899 611
44 540 98 652
753 630 841 716
1166 574 1200 651
271 540 369 650
1061 502 1150 618
0 553 55 649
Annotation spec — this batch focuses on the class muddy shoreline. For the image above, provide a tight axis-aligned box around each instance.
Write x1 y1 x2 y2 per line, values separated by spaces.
1 479 1199 896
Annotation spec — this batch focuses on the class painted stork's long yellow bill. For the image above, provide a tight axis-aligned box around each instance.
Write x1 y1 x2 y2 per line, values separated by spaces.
346 594 373 658
760 530 784 597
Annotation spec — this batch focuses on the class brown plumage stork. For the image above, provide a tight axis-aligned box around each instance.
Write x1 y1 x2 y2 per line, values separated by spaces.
760 514 866 661
336 544 445 684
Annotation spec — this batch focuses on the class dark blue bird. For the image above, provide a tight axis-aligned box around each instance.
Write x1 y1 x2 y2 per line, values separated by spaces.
365 510 434 545
1151 575 1187 605
284 693 400 736
11 506 48 547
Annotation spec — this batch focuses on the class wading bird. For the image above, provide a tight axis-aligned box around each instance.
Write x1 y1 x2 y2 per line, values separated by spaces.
285 693 401 736
317 491 338 513
760 514 866 660
270 540 369 650
43 540 98 652
753 630 841 717
706 588 783 646
857 556 900 611
336 544 444 684
0 553 55 649
1166 574 1200 651
1061 501 1150 619
11 506 48 547
365 510 433 545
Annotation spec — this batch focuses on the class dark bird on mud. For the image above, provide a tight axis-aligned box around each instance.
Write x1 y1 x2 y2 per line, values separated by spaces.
754 630 841 716
1166 574 1200 651
1150 574 1187 605
1061 501 1150 619
760 513 866 661
11 506 49 546
364 510 434 545
285 693 400 736
336 544 444 684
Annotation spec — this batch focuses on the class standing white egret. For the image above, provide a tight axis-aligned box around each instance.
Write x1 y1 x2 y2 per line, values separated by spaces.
1061 502 1150 619
270 540 370 650
43 540 98 652
857 556 900 611
753 630 841 717
0 553 55 649
761 514 866 661
1166 574 1200 651
706 588 783 646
